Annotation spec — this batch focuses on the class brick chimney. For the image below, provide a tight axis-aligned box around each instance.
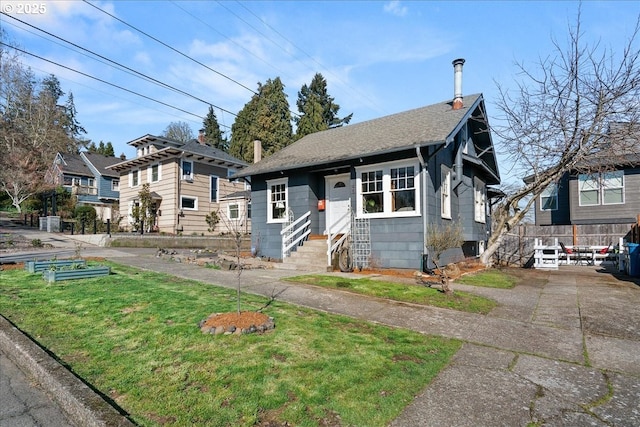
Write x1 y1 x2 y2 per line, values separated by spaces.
253 140 262 163
452 58 465 110
198 128 206 144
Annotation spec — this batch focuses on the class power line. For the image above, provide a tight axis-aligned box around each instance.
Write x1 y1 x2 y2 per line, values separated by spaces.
1 42 206 120
233 1 384 114
81 0 258 96
3 13 238 118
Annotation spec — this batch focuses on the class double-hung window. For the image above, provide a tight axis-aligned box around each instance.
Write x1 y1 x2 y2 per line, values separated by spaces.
474 177 486 223
267 178 288 223
540 183 558 210
356 161 419 218
228 203 239 220
182 161 193 181
210 176 219 202
441 166 451 219
579 171 624 206
130 169 139 187
149 163 160 183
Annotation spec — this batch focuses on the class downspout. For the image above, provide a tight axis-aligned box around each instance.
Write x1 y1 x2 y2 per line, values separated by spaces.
176 152 184 233
416 146 429 271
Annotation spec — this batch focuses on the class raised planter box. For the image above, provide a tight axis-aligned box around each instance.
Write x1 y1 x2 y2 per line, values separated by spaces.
42 266 110 283
25 259 87 273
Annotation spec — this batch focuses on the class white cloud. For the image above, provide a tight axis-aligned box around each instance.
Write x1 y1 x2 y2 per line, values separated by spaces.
384 1 408 17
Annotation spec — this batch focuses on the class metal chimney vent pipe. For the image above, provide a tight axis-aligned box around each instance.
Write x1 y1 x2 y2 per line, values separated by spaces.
452 58 465 110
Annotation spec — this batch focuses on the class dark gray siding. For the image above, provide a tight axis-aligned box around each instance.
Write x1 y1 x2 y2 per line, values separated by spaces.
569 168 640 224
534 174 571 225
369 217 424 269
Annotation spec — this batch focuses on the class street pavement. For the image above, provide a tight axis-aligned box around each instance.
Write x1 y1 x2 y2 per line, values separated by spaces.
1 223 640 426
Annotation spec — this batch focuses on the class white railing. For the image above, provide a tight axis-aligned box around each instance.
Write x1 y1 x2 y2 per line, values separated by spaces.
327 208 351 266
533 238 559 269
281 210 311 259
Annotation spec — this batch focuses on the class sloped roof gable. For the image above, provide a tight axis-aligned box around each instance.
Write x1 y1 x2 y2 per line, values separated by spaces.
236 94 486 178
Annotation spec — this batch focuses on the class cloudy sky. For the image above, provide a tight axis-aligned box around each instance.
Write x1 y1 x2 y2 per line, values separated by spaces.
2 0 639 182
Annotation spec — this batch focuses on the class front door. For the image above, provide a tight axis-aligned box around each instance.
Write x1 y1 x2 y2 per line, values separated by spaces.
326 174 351 235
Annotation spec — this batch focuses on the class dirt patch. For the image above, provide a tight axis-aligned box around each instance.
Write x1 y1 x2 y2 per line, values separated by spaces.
199 311 275 335
0 262 24 271
352 259 487 284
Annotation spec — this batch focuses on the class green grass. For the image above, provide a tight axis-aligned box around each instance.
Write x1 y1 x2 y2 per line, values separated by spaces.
285 274 497 314
455 269 518 289
0 262 461 427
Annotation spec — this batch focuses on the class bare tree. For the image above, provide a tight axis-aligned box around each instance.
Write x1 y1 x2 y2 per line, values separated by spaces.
0 39 81 212
217 208 248 315
482 8 640 264
162 121 194 142
426 222 464 295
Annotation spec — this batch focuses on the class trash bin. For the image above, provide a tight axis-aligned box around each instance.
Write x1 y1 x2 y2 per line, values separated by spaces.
626 243 640 277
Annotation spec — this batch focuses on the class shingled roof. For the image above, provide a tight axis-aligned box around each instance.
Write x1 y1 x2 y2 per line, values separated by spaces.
57 153 93 176
82 152 122 178
236 94 484 178
108 135 247 172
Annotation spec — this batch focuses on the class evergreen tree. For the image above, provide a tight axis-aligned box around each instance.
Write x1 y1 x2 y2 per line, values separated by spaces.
229 77 293 163
202 105 227 151
295 73 352 139
87 141 116 156
104 142 115 156
63 92 87 148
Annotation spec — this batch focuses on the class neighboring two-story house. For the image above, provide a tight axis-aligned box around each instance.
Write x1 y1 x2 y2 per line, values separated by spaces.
107 134 249 234
235 59 501 270
532 124 640 226
46 152 121 220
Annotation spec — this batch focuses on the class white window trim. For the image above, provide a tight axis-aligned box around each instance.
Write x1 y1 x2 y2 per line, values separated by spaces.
267 177 289 224
180 195 198 211
602 171 625 205
540 183 558 211
181 160 194 181
112 180 120 191
129 169 140 187
148 163 161 183
355 159 420 219
441 166 452 219
474 177 486 223
578 171 625 206
228 203 240 220
210 175 219 203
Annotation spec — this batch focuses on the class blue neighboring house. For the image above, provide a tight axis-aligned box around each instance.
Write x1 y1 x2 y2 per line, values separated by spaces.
235 59 501 271
46 152 123 220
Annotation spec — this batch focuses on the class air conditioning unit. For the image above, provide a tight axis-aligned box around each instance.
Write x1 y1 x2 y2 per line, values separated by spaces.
182 175 193 182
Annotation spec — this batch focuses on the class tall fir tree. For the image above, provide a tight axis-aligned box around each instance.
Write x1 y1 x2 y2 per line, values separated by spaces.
202 105 227 151
295 73 352 140
229 77 293 163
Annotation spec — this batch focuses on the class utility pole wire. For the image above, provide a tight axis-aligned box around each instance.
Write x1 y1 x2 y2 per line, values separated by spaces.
82 0 258 96
1 42 205 120
3 13 238 118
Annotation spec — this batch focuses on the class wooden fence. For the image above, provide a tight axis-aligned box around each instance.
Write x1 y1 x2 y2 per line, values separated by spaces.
494 223 634 267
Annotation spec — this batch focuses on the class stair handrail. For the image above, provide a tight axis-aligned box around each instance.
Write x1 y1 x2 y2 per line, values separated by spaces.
327 207 351 266
281 210 311 258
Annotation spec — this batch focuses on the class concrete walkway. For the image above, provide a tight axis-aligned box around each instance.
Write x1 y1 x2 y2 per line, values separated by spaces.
2 224 640 426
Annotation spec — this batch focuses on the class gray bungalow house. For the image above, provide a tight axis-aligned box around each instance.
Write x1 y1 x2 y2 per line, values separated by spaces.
46 152 122 220
236 59 501 270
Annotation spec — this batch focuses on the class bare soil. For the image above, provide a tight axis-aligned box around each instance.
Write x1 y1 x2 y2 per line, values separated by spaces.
200 311 271 331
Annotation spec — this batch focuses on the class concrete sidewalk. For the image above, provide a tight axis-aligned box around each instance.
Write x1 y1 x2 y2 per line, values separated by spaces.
2 226 640 426
108 254 640 426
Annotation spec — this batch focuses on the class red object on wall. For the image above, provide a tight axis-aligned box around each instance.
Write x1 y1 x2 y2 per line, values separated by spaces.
317 200 326 211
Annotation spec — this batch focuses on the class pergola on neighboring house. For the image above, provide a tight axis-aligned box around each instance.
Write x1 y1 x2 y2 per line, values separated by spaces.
235 59 501 271
107 134 249 234
45 152 122 220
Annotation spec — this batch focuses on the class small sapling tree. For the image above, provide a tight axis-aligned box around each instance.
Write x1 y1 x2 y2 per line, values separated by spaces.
426 222 464 295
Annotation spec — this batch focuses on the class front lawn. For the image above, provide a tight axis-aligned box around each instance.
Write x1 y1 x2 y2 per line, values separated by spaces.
285 274 497 314
0 262 461 427
455 269 518 289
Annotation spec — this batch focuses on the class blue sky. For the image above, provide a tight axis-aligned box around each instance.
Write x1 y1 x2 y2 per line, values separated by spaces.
2 1 639 183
